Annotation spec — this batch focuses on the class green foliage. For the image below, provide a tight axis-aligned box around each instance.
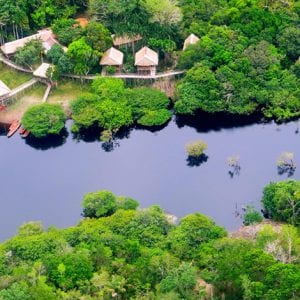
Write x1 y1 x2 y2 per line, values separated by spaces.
262 180 300 225
82 190 118 218
52 18 82 45
22 103 66 138
98 99 133 131
70 93 101 128
84 21 112 53
91 77 125 101
18 221 44 237
46 44 65 64
125 87 171 126
137 109 172 127
14 39 43 68
168 213 227 259
175 64 224 114
44 252 93 289
67 37 98 76
185 140 208 157
243 205 263 225
0 186 300 298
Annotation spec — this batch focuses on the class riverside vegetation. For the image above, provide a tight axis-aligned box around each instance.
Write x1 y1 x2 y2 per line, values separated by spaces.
2 0 300 126
0 181 299 299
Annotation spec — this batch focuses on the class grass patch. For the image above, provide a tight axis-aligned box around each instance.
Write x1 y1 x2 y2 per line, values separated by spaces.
48 79 91 105
0 62 32 89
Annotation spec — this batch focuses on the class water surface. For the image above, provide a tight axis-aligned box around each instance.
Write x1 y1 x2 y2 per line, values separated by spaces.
0 114 299 240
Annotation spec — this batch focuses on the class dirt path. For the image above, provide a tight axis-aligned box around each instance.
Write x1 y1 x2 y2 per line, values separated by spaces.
0 85 45 124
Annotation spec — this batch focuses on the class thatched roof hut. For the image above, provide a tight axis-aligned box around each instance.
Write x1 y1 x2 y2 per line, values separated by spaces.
100 47 124 66
135 46 158 76
112 34 142 47
0 80 10 98
183 33 200 50
33 63 51 79
1 29 59 56
135 46 158 67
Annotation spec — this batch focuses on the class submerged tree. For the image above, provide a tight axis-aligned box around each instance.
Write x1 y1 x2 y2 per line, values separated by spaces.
277 152 296 176
185 140 207 157
227 155 241 177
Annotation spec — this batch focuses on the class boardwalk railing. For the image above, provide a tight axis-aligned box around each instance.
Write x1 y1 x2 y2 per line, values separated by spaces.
0 54 33 73
63 70 185 81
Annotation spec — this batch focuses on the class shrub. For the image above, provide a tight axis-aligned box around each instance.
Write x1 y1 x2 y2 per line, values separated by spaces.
243 205 263 225
22 104 66 138
185 140 208 157
137 109 172 126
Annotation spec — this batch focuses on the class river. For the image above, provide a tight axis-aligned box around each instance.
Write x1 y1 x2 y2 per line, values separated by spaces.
0 113 299 240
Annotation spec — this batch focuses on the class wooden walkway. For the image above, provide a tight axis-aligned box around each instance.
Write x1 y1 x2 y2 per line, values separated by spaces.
0 54 33 73
7 78 38 99
63 70 185 81
42 83 52 102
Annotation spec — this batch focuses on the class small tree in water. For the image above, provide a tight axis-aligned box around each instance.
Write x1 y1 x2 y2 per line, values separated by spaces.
243 205 263 226
227 155 241 177
185 140 207 157
277 152 296 176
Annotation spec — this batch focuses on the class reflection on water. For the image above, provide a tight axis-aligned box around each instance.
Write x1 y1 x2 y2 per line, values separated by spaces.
0 112 299 240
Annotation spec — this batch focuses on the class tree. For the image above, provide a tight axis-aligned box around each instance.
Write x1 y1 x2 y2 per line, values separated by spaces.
142 0 182 25
262 180 300 225
67 37 98 76
14 39 43 69
46 44 65 64
277 26 300 62
167 213 227 259
52 18 82 46
84 21 112 53
98 99 133 132
91 77 125 101
175 64 224 114
22 104 66 138
82 190 118 218
137 109 172 126
185 140 208 157
18 221 44 237
125 87 171 126
243 205 263 225
70 93 101 129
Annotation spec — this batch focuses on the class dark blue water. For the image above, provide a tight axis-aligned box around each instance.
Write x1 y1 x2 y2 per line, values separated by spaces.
0 114 299 240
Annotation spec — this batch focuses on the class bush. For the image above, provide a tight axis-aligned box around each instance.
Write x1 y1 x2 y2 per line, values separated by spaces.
262 180 300 225
243 205 263 225
137 109 172 126
125 87 170 121
185 140 208 157
22 104 66 138
82 190 118 218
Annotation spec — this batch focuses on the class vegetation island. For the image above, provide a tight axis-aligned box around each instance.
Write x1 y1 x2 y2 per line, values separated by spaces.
0 0 299 298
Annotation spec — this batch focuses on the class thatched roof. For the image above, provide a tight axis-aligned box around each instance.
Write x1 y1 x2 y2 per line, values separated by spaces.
33 63 51 79
0 80 10 97
1 29 57 55
183 33 200 50
100 47 124 66
135 46 158 66
112 34 142 46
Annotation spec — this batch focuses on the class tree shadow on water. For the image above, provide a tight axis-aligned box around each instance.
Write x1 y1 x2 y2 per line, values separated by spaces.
277 166 296 177
25 128 69 150
186 154 209 167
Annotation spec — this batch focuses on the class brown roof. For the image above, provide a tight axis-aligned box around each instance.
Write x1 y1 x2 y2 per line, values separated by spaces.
100 47 124 66
183 33 200 50
112 34 142 46
0 80 10 97
33 63 51 79
1 29 57 55
135 46 158 66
